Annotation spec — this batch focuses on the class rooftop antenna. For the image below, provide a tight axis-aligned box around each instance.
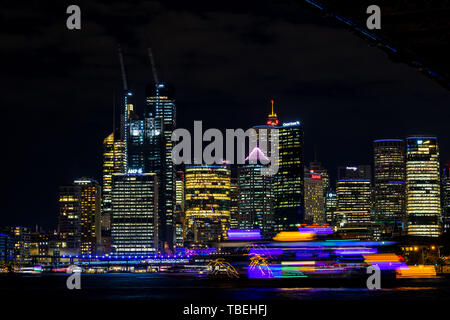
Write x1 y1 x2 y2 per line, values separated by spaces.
147 47 159 84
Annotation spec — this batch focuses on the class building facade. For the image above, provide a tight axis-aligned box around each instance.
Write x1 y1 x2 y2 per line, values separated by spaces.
406 136 442 237
58 185 82 253
373 139 406 236
443 163 450 233
304 162 329 225
146 83 176 249
74 178 101 255
175 171 185 248
58 178 101 255
184 165 231 244
335 166 372 226
325 191 337 225
273 121 304 231
102 133 126 231
229 178 239 230
238 148 274 237
111 173 159 254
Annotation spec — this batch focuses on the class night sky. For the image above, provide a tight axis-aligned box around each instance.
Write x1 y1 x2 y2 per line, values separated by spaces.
2 0 449 229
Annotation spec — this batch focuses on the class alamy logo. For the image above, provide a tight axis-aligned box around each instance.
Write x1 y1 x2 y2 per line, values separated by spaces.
366 5 381 30
66 265 81 290
66 5 81 30
366 265 381 290
171 121 279 175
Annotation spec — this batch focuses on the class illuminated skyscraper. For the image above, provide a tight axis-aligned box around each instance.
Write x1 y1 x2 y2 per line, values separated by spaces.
11 226 31 265
237 148 274 237
273 121 304 231
229 178 239 230
335 166 372 225
146 83 176 249
175 171 185 217
127 115 145 172
111 173 158 254
373 139 406 236
184 165 231 243
253 99 279 159
0 232 14 263
121 91 134 166
102 133 126 231
58 178 101 255
443 163 450 233
406 136 441 237
58 185 81 253
309 161 330 190
74 178 101 255
304 162 328 225
325 191 337 225
175 171 185 248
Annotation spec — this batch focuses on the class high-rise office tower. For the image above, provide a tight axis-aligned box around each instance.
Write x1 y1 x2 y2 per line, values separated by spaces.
229 178 239 230
373 139 406 236
146 83 176 249
117 47 171 249
406 136 442 237
121 91 134 167
443 163 450 233
309 161 330 191
304 162 328 225
184 165 231 243
273 121 304 231
175 171 185 248
325 191 337 225
237 147 274 237
127 115 145 172
175 171 185 215
0 231 14 263
102 133 126 231
11 226 31 265
336 166 372 225
111 173 159 254
253 100 279 158
117 46 134 167
58 178 101 254
74 178 101 255
58 185 81 253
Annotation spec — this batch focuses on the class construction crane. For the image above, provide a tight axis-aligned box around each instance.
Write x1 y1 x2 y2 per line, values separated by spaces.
147 47 159 85
117 44 128 91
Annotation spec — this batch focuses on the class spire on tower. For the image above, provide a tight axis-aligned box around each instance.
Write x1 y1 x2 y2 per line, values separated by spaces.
266 99 279 126
270 99 277 117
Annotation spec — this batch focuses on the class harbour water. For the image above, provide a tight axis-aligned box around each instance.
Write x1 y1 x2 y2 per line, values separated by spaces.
1 273 450 301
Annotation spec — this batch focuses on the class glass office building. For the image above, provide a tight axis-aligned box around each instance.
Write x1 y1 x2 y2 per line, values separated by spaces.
111 173 159 254
443 163 450 233
146 83 176 249
335 166 372 225
406 136 441 237
273 121 304 231
58 178 101 254
237 148 274 237
184 165 231 243
373 139 406 235
102 133 126 231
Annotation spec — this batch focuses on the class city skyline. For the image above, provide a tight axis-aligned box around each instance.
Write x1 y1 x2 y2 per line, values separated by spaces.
2 1 450 308
4 93 449 231
2 1 450 229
